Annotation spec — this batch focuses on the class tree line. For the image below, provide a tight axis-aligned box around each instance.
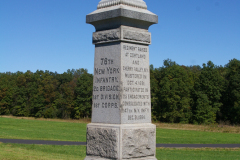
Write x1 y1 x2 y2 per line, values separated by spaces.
0 69 93 119
0 59 239 124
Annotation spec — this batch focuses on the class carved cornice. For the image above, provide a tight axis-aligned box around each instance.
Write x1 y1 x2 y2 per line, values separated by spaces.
123 30 150 44
93 29 121 44
92 27 151 45
97 0 147 10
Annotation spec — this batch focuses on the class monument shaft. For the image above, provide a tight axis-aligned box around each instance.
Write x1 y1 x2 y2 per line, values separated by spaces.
85 1 158 159
92 26 152 124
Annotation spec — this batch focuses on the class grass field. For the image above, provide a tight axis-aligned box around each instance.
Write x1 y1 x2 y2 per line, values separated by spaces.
0 143 86 160
1 116 240 160
156 148 240 160
157 128 240 144
1 143 240 160
1 116 240 144
0 117 86 142
155 122 240 133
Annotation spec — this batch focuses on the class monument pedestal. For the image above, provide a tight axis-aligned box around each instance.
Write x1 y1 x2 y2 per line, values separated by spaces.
85 156 157 160
85 123 156 160
85 157 157 160
85 0 158 159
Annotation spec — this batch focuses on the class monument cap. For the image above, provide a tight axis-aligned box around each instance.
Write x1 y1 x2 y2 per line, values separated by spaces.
86 0 158 31
97 0 147 10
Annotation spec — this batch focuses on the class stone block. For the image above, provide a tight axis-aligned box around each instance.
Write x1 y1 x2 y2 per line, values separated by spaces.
122 128 155 159
85 123 156 160
86 126 119 159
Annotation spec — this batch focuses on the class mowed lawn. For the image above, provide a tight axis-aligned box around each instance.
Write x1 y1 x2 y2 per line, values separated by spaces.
156 128 240 144
1 117 240 160
156 148 240 160
0 143 86 160
1 143 240 160
0 117 86 142
1 117 240 144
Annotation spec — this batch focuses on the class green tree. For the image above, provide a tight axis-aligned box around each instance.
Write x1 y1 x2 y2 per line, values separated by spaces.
150 65 161 121
54 71 76 119
0 72 16 115
34 70 59 118
222 59 240 124
74 69 93 119
155 60 193 123
192 61 225 124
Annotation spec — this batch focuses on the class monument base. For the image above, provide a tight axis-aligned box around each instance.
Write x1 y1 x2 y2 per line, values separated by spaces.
84 123 156 160
84 156 157 160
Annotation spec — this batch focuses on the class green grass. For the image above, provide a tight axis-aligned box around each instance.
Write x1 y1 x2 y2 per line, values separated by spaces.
0 143 86 160
0 117 86 142
1 117 240 144
1 143 240 160
156 148 240 160
1 117 240 160
156 128 240 144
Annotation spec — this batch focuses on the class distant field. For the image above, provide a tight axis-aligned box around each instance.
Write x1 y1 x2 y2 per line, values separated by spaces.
1 143 240 160
1 116 240 144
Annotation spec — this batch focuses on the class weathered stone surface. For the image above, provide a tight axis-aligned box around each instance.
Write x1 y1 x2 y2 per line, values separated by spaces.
85 124 156 160
93 26 151 44
93 28 121 44
91 43 121 124
91 41 152 124
120 42 152 124
122 128 156 159
123 30 150 43
86 126 119 159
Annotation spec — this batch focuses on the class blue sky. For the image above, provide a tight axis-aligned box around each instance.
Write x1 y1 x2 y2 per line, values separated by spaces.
1 0 239 74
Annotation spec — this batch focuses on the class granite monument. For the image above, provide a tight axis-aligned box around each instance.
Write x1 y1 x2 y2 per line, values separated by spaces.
85 0 158 159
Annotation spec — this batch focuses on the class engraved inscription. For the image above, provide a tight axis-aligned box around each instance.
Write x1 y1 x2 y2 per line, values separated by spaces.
122 43 151 122
92 42 151 123
95 77 119 83
93 56 120 112
101 58 114 65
